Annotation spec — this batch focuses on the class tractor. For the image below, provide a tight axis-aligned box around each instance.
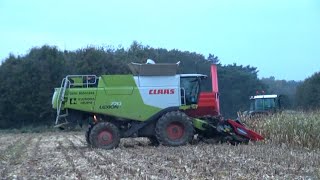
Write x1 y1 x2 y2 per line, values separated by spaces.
52 62 263 149
242 94 282 117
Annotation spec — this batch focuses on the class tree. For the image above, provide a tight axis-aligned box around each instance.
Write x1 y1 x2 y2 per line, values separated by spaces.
0 46 67 128
296 72 320 110
261 77 300 109
208 54 220 64
217 64 266 118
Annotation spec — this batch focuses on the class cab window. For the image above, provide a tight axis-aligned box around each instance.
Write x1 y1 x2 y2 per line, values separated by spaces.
180 77 200 105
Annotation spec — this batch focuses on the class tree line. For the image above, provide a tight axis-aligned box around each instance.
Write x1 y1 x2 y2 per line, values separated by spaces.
0 42 315 129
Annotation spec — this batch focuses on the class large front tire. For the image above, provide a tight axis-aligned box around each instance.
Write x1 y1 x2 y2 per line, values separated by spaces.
89 122 120 150
155 111 194 146
85 123 94 146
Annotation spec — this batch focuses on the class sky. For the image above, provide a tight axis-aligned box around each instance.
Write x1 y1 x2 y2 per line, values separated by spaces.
0 0 319 81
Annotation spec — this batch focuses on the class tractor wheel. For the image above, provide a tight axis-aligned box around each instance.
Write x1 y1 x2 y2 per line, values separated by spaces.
155 111 194 146
89 122 120 150
85 123 95 146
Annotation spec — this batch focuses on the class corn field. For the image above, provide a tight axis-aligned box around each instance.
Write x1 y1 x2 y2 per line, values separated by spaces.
242 111 320 150
0 129 319 179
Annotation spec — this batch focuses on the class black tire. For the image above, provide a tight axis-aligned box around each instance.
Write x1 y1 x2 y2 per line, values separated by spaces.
89 122 120 150
155 111 194 146
85 123 94 146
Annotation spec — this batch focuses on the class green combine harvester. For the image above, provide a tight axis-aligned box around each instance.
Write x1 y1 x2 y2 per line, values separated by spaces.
52 62 263 149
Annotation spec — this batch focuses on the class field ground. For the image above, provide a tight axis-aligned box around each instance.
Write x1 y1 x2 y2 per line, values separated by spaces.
0 132 319 179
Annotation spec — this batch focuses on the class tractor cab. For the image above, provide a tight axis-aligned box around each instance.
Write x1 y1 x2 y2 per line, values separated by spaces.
248 94 281 115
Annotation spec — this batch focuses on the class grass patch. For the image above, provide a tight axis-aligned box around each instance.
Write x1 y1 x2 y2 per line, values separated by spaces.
242 111 320 149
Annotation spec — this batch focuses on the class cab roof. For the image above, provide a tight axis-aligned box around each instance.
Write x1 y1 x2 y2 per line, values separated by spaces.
250 94 278 99
180 74 207 78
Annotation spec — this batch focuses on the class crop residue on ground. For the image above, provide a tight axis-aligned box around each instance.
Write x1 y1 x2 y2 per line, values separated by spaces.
0 132 319 179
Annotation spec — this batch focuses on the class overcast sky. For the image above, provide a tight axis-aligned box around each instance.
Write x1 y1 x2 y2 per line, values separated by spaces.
0 0 319 81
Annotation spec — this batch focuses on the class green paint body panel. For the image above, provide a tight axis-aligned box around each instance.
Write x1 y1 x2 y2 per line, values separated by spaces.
53 75 161 121
52 74 212 131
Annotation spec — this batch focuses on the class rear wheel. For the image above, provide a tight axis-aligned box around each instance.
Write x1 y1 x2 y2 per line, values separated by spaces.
155 111 194 146
89 122 120 150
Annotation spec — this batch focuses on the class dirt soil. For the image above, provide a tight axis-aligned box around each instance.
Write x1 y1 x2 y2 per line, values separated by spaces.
0 132 319 179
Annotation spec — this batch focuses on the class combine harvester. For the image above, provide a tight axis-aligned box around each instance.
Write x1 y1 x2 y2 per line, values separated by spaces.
52 61 263 149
